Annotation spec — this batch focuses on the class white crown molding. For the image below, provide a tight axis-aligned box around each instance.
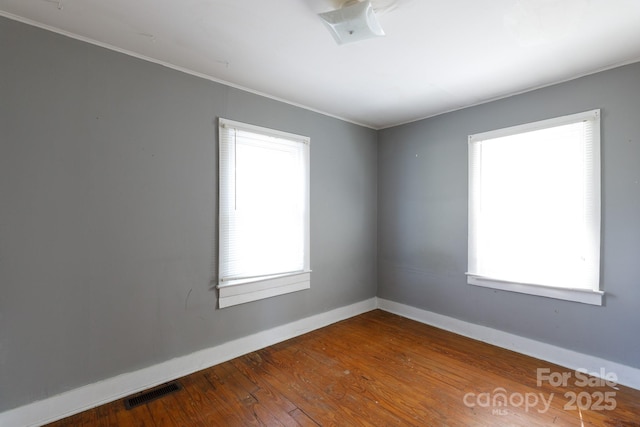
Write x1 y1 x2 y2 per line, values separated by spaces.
0 11 375 130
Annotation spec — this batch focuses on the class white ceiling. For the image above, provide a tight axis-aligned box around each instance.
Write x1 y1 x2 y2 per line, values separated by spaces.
2 0 640 129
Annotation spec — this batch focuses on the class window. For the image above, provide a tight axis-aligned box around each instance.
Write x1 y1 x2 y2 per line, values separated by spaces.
467 109 602 305
218 118 310 308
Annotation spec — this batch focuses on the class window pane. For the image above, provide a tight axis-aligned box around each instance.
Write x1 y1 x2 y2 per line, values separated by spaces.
232 137 304 277
468 110 600 295
219 119 310 284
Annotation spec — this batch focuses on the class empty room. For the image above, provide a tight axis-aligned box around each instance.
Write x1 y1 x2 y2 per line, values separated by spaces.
1 0 639 426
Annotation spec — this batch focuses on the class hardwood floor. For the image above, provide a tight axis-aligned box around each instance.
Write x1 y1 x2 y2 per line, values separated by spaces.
46 310 640 426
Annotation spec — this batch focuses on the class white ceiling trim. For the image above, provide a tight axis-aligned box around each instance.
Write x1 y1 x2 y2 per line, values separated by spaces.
3 2 640 130
388 56 640 130
0 10 374 129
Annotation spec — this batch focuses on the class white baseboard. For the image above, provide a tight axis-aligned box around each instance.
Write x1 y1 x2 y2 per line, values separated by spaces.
377 298 640 391
0 298 377 427
5 296 637 426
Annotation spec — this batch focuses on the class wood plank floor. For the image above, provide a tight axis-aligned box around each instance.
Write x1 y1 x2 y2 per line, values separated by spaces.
46 310 640 426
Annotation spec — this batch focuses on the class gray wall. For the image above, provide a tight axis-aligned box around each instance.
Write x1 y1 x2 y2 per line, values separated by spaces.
3 11 639 415
378 62 640 369
0 17 378 411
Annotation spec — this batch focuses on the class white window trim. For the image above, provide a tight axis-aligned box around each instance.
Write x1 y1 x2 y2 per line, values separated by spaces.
467 109 603 306
218 271 311 308
466 274 603 305
217 118 311 308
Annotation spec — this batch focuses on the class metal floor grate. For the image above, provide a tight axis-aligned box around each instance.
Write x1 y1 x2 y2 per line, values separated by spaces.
124 381 182 409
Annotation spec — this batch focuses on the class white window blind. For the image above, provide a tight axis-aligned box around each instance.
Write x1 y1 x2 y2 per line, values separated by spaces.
467 110 602 305
218 118 310 308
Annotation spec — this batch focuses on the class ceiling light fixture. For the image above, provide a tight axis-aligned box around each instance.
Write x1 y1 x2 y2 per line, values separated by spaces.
318 0 385 45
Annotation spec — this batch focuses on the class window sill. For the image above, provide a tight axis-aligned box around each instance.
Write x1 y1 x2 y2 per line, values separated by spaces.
467 275 603 306
218 271 311 308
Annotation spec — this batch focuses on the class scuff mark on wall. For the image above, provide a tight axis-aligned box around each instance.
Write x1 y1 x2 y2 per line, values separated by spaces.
185 288 193 311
